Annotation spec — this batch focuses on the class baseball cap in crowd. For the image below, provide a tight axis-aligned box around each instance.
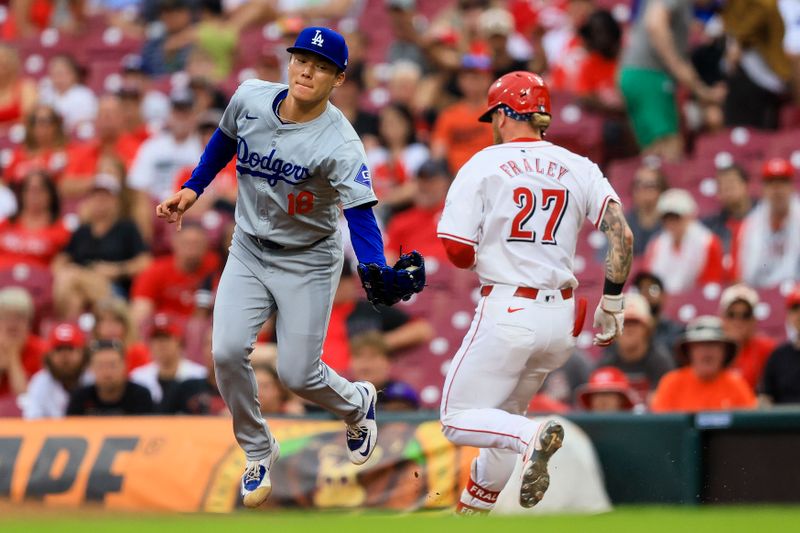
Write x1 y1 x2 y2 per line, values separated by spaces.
382 381 420 409
417 159 450 180
92 173 122 195
576 367 638 410
656 188 697 218
170 87 194 109
719 284 759 313
49 323 85 350
121 54 145 73
676 315 737 366
287 26 349 71
386 0 415 10
198 109 223 130
761 157 794 181
623 292 652 326
116 83 142 100
480 8 514 37
151 313 182 338
460 53 492 72
786 286 800 310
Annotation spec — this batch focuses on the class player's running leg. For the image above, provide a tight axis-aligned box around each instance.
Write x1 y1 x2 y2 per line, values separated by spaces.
213 229 279 507
455 363 554 514
441 290 574 509
268 233 377 465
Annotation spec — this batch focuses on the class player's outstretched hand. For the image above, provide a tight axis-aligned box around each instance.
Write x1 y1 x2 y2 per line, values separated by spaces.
156 188 198 231
593 294 624 346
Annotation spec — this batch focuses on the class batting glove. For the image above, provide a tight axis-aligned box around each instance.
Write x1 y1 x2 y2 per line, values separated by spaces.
593 294 624 346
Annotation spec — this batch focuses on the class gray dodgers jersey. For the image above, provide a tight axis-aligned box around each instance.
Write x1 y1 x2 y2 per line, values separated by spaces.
219 79 378 247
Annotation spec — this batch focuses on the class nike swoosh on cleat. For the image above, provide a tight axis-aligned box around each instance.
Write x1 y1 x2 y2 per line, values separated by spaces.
507 307 524 313
245 113 258 120
358 438 372 457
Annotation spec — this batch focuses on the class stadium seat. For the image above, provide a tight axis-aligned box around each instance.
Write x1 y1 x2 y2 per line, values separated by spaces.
661 283 724 323
0 395 21 417
694 127 772 163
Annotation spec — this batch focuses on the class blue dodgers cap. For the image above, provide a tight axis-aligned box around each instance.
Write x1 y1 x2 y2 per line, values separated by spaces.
286 26 348 71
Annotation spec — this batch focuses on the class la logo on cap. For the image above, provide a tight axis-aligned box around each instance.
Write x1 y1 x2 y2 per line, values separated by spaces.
311 29 325 47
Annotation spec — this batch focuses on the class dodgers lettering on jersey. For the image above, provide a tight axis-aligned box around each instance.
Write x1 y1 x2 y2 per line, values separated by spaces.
437 140 620 289
236 137 311 186
219 79 377 247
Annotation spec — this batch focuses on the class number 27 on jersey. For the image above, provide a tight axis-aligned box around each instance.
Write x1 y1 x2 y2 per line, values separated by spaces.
508 187 568 245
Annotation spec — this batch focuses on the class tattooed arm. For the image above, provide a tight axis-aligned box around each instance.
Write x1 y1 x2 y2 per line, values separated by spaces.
600 201 634 286
593 201 634 346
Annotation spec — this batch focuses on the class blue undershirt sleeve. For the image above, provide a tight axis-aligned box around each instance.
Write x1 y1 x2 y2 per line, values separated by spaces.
343 205 387 266
181 128 238 196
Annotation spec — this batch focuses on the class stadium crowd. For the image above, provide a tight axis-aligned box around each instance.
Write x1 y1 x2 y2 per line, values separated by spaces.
1 0 799 418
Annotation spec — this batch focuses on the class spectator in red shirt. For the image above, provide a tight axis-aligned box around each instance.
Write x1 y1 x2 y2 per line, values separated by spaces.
367 103 430 218
0 170 70 270
719 284 777 391
386 158 451 263
430 54 494 173
0 287 46 399
61 94 145 200
3 105 70 183
92 297 151 372
117 84 153 146
573 10 623 112
131 223 220 331
644 188 724 294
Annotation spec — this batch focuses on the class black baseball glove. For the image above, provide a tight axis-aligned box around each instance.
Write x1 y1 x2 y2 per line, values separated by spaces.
357 251 426 306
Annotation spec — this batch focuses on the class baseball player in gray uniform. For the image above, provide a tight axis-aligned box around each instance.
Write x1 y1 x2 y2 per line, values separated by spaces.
156 27 425 508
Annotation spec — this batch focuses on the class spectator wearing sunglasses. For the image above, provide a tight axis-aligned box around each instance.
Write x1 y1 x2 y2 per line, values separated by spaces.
760 287 800 405
719 284 776 391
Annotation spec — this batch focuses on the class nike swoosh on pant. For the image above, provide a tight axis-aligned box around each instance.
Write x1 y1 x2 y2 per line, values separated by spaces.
507 307 524 313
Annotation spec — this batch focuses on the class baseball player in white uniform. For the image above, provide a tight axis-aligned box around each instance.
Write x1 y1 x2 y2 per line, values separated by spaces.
156 27 424 508
436 71 634 514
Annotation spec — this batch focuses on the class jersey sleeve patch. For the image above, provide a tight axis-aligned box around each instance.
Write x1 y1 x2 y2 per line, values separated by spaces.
354 163 372 188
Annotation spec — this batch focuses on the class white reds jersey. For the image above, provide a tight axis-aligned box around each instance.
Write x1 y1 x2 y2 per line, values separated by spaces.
437 139 620 289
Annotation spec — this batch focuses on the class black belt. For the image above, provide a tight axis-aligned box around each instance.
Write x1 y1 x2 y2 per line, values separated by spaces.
248 233 329 251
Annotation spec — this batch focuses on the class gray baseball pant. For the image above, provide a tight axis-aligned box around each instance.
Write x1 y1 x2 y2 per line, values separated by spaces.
212 226 367 461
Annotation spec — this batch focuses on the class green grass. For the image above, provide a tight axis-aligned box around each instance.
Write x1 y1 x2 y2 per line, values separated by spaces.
3 506 800 533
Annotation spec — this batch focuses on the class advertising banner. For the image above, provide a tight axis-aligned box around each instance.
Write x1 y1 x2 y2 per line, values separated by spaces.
0 417 477 513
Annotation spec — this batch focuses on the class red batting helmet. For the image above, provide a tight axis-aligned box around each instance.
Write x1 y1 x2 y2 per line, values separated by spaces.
478 71 551 123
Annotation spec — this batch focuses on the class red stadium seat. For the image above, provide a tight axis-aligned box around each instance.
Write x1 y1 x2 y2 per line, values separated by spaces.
661 283 724 323
0 395 21 417
694 127 772 163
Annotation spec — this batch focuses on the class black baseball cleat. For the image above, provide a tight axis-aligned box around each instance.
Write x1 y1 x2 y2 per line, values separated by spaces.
519 420 564 508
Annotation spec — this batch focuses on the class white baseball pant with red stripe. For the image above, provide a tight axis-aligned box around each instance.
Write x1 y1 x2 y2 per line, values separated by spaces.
440 284 575 510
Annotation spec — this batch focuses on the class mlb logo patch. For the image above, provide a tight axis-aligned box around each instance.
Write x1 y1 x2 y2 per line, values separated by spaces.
354 164 371 187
